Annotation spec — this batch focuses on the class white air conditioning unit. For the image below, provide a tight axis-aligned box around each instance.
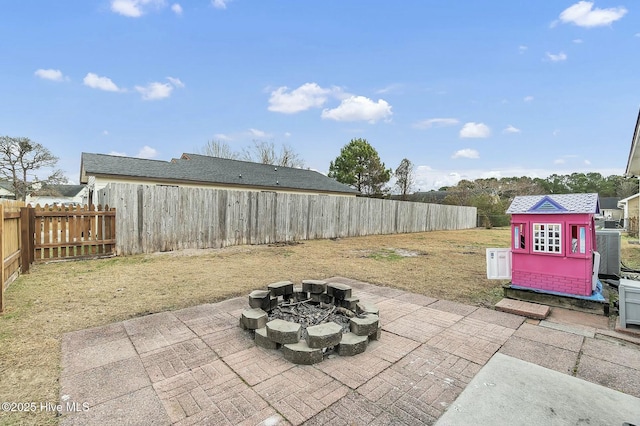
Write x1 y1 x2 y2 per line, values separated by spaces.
596 230 621 276
486 248 512 280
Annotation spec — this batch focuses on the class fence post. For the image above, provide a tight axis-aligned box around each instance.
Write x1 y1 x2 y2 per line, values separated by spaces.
20 207 31 274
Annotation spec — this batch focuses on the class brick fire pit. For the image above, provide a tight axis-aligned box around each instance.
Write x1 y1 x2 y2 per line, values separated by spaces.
239 280 380 364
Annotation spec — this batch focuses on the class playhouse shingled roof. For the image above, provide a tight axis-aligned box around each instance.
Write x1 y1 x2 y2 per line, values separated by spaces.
506 193 600 215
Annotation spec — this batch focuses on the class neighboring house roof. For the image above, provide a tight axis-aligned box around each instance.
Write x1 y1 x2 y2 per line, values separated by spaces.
626 107 640 176
30 184 86 197
0 181 14 193
507 193 600 215
80 152 359 195
599 197 621 210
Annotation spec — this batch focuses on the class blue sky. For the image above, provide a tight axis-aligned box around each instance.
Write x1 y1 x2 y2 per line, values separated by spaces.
1 1 639 191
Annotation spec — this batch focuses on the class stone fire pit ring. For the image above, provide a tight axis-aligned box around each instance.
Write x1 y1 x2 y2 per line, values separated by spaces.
239 280 380 364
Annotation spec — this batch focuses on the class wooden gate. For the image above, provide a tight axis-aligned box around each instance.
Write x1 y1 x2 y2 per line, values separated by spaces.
31 204 116 262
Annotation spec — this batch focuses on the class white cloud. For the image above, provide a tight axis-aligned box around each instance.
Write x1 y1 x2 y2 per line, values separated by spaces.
83 73 123 92
212 0 230 9
135 82 173 100
460 122 491 138
284 132 291 138
171 3 182 14
518 45 528 54
558 1 627 28
249 128 270 138
135 77 183 100
452 149 480 159
375 83 403 94
109 151 127 156
503 125 521 134
524 95 534 102
268 83 334 113
213 133 232 141
321 96 392 123
554 158 566 164
573 38 584 43
166 76 185 88
110 0 167 17
584 159 592 165
137 145 157 159
546 51 567 62
413 118 459 129
34 68 66 82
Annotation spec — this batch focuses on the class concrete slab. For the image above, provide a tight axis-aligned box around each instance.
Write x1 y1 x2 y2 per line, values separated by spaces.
58 280 640 425
435 353 640 426
494 298 550 320
467 306 526 329
61 386 171 426
539 319 596 338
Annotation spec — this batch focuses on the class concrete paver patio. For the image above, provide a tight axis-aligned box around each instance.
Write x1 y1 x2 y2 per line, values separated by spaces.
60 277 640 425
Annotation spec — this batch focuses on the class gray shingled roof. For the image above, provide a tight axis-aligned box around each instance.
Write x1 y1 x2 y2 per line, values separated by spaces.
31 184 86 197
506 193 600 214
80 152 359 195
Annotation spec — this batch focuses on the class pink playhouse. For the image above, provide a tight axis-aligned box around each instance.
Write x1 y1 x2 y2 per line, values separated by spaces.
506 193 601 297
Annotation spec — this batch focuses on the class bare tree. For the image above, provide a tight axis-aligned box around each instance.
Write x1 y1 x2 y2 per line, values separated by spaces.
201 140 240 160
394 158 414 200
242 140 304 168
0 136 67 200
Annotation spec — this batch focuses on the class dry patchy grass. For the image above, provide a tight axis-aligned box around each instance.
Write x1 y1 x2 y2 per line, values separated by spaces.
3 227 511 425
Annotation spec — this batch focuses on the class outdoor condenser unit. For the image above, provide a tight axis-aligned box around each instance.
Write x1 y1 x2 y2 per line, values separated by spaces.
596 230 621 277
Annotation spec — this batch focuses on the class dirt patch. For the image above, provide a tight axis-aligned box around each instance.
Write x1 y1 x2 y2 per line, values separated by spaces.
1 228 514 424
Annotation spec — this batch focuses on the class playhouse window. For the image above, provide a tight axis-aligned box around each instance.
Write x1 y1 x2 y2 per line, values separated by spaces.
513 224 526 250
570 225 586 254
533 223 561 253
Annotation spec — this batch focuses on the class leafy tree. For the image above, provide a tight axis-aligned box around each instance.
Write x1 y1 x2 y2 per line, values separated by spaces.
0 136 67 201
328 138 391 196
394 158 414 200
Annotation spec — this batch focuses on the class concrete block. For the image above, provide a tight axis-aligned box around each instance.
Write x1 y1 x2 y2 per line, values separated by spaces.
241 308 268 330
350 314 379 336
282 341 323 365
268 281 294 297
327 283 352 300
310 293 323 304
306 322 343 348
266 319 301 344
293 287 309 302
302 279 327 294
255 327 279 350
495 298 550 320
356 302 379 316
340 297 359 311
249 290 271 310
369 324 382 341
337 332 368 356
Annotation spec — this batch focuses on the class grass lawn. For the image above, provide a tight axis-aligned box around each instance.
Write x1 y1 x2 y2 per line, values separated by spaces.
1 227 637 425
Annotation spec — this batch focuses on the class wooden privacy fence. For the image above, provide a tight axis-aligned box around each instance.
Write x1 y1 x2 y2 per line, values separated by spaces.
97 183 478 255
32 204 116 262
0 203 116 313
0 200 25 313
